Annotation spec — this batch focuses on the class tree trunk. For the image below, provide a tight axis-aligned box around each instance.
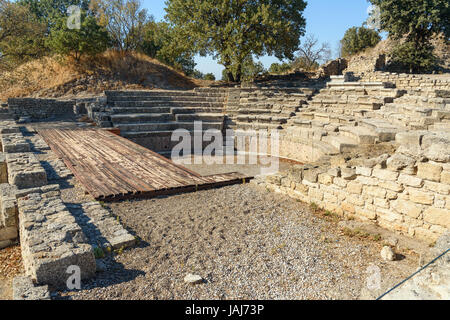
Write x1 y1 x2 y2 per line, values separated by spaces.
226 70 235 82
235 63 242 83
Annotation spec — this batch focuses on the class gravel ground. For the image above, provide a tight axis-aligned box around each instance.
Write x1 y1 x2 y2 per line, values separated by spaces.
0 246 24 300
54 184 420 300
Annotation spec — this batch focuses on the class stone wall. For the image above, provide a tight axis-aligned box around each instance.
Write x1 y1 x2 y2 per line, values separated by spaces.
255 131 450 244
7 98 76 121
358 72 450 92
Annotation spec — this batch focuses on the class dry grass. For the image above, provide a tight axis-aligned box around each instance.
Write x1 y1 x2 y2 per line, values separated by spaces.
0 50 205 101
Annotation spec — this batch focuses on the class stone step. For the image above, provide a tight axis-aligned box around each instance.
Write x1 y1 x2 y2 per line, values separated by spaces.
236 115 289 124
121 129 225 139
338 125 379 144
107 90 227 98
429 123 450 131
110 106 172 114
433 110 450 120
234 122 283 130
382 104 435 117
175 113 224 122
109 95 225 102
322 135 359 152
114 101 224 108
359 119 398 141
0 113 12 120
285 126 327 140
111 113 174 123
171 107 224 114
115 121 224 132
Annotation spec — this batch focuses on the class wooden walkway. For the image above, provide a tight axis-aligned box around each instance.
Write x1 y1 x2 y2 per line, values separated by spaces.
39 129 250 201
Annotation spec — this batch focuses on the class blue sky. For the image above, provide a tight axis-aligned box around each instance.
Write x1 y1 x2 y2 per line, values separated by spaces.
141 0 373 79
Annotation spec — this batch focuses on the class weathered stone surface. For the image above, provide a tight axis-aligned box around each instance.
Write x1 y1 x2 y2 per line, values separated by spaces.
381 246 396 261
409 189 435 205
423 207 450 229
13 276 50 300
18 187 96 287
1 133 31 153
386 154 416 172
398 174 424 187
392 200 423 219
417 162 443 182
6 153 47 189
373 168 399 181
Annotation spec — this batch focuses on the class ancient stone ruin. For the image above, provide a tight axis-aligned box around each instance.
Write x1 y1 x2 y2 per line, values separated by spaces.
0 70 449 299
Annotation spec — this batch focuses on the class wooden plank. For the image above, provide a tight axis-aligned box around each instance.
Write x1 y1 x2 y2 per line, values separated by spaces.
38 128 252 201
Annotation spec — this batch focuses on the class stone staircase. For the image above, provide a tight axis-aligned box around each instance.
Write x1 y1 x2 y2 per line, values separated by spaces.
104 89 228 153
376 90 450 130
233 88 314 131
283 78 407 157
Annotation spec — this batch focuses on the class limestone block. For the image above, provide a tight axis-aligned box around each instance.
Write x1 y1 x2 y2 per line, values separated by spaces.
333 177 348 188
417 162 443 182
423 207 450 229
423 181 450 195
355 207 377 220
308 188 324 201
409 188 434 205
303 168 321 183
347 181 363 194
372 168 399 181
18 189 96 287
6 153 47 189
414 227 441 244
13 276 50 300
365 186 387 199
1 133 30 153
398 174 424 187
318 173 333 185
441 171 450 184
355 166 372 177
341 168 357 180
391 199 423 219
379 181 404 193
386 154 416 172
341 201 356 214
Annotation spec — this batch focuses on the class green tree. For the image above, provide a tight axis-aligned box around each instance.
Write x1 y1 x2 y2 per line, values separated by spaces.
390 41 438 73
0 0 47 69
90 0 150 51
340 26 381 57
222 56 266 82
46 11 110 61
269 62 292 74
18 0 90 26
140 21 196 75
369 0 449 72
204 73 216 81
166 0 307 82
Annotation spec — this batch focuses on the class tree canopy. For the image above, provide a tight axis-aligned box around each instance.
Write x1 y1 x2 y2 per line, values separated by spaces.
46 11 110 61
340 26 381 57
369 0 449 72
0 0 47 69
165 0 307 82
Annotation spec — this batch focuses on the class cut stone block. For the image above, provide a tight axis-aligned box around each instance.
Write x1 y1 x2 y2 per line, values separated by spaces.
1 133 31 153
6 153 47 189
13 276 50 300
18 187 96 287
